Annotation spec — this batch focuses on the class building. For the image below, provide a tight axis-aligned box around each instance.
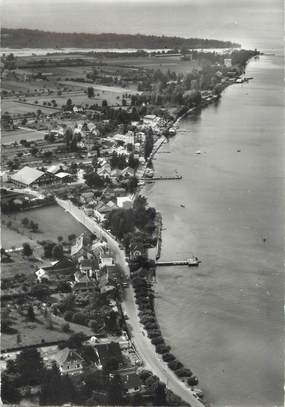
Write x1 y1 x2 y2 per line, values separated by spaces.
50 348 84 376
117 196 133 209
224 58 232 68
55 172 75 183
10 166 56 188
99 252 115 268
35 257 77 283
120 372 144 394
72 280 98 295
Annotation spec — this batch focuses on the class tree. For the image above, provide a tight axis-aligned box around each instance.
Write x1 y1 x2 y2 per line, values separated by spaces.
127 176 138 193
104 357 119 374
61 322 70 333
144 133 154 160
15 348 45 386
107 374 124 405
40 362 63 405
52 244 64 259
1 374 21 404
30 147 39 156
68 233 76 242
60 294 75 313
57 281 72 293
87 86 95 98
72 312 88 325
65 332 86 349
66 98 73 110
85 172 105 188
22 242 33 257
153 381 167 406
21 217 29 226
57 235 63 242
128 153 139 170
27 305 35 321
43 241 56 258
102 99 108 108
30 220 39 232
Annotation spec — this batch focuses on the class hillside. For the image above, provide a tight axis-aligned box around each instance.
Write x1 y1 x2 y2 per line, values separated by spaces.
1 28 240 50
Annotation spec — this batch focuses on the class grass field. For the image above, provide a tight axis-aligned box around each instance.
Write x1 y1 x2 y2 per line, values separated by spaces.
1 127 46 144
2 205 88 248
2 99 59 116
1 251 44 281
14 87 133 109
103 55 200 74
1 225 36 249
1 295 94 350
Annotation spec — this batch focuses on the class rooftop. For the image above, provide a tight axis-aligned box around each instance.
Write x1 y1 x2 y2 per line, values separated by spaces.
10 166 44 185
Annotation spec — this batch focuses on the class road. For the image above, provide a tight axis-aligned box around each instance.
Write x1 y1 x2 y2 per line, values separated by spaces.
56 198 204 407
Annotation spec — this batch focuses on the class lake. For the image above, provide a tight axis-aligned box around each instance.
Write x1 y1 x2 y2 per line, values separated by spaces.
144 53 283 406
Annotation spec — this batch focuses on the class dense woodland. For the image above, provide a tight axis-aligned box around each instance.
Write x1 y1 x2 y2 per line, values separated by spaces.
2 28 240 49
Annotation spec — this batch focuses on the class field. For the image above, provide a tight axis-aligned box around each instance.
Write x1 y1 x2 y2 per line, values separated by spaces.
103 55 200 74
1 251 42 280
1 127 47 145
1 225 36 249
2 99 59 116
1 300 93 350
2 205 88 248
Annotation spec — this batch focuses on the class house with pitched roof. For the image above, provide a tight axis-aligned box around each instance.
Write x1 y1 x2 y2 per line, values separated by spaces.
50 348 84 376
120 372 144 394
35 257 76 283
10 166 56 188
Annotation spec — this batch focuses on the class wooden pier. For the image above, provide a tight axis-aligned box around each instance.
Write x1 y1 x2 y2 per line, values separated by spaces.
142 175 182 181
156 258 201 267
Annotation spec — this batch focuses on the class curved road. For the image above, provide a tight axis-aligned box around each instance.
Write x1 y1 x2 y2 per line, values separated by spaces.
57 198 204 407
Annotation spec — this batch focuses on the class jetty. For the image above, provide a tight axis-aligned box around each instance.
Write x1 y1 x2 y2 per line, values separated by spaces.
156 257 201 267
142 175 182 181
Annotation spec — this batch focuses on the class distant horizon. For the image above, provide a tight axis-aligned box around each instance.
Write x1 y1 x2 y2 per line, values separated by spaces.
1 27 239 43
1 0 282 52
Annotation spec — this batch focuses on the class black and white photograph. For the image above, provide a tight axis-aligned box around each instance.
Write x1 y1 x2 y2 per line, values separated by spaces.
0 1 283 406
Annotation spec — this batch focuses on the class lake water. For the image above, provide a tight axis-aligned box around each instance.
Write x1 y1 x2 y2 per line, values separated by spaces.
144 53 284 406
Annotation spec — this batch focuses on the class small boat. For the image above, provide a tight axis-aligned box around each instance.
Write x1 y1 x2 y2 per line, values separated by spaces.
237 149 241 152
195 150 201 155
180 204 185 208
